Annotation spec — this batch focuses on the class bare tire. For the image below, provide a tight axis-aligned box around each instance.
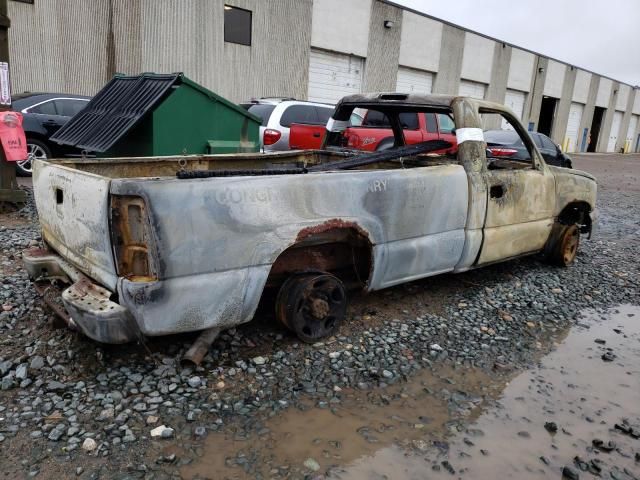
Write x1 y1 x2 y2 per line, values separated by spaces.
547 224 580 266
275 273 347 343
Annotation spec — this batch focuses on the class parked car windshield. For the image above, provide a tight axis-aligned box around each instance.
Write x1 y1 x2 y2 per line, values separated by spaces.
242 104 276 126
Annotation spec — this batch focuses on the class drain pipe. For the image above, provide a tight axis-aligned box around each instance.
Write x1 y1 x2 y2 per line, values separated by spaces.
181 327 221 367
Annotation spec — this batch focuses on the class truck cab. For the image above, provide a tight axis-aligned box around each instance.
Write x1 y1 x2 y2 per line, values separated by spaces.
289 108 457 154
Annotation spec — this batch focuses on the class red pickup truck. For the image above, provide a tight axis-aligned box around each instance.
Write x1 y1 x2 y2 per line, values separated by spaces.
289 109 458 153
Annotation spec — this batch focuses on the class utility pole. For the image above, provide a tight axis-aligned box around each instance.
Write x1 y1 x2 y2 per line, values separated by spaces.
0 0 27 212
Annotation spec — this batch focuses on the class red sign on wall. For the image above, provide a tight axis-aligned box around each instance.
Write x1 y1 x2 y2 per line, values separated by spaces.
0 111 28 162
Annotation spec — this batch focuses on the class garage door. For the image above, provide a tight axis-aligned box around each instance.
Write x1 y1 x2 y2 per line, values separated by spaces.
626 114 639 152
307 49 364 104
565 102 584 152
459 80 486 100
396 67 433 94
501 89 526 130
606 111 623 152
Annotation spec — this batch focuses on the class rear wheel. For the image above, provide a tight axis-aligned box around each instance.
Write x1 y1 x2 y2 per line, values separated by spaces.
547 224 580 266
275 272 347 343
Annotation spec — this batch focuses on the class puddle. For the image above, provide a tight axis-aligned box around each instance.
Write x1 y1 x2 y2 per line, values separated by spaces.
337 305 640 479
180 366 503 479
180 305 640 479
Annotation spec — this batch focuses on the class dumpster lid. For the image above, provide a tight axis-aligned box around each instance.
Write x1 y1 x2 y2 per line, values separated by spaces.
52 73 261 153
51 73 181 153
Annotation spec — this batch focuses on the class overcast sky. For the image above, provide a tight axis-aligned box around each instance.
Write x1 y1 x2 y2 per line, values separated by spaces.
394 0 640 87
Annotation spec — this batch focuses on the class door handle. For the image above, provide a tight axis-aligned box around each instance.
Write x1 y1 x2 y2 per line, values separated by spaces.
312 133 321 138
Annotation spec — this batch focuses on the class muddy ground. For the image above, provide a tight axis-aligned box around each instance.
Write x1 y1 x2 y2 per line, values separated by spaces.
0 153 638 480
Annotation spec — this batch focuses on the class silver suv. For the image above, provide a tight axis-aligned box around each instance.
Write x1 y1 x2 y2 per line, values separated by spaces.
241 98 334 151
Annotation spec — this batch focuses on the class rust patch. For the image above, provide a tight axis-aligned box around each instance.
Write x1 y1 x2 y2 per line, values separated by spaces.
269 220 373 290
295 218 370 243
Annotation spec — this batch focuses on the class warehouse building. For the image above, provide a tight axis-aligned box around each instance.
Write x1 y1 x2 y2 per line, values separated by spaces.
7 0 640 153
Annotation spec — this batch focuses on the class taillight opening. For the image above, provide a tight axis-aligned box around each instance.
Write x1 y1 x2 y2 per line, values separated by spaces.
263 128 282 146
110 195 157 282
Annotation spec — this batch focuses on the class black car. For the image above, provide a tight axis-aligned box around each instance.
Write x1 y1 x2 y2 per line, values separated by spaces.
484 129 572 168
11 93 91 176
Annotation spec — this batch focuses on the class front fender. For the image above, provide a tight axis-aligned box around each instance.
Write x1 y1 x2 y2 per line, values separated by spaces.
550 166 597 216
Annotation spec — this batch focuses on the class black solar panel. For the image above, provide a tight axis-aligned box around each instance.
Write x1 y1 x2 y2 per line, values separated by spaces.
51 73 180 153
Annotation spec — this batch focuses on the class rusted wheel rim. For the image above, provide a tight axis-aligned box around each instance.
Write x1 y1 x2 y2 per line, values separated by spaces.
277 274 347 342
561 227 579 264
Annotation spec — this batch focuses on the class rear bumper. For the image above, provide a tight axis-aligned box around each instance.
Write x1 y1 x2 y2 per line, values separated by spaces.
23 247 138 344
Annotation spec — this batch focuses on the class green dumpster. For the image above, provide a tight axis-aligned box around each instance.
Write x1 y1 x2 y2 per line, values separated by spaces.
51 73 260 157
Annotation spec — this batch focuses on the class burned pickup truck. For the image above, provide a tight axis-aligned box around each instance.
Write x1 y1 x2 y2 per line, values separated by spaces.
23 93 597 355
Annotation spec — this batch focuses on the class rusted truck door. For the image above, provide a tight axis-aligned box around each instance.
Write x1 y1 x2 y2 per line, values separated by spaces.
476 112 555 264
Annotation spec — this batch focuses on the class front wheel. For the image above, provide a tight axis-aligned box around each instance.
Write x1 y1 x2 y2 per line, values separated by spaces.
546 224 580 267
275 272 347 343
19 139 51 177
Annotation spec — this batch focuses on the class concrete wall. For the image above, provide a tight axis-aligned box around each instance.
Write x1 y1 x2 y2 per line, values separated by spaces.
523 56 547 129
398 10 441 72
483 43 511 130
363 1 402 91
616 84 631 111
507 48 535 92
551 66 577 144
616 88 636 152
572 69 591 104
597 81 619 152
596 77 613 107
10 0 313 102
576 74 600 152
8 0 111 95
460 32 494 84
432 25 464 94
543 59 566 98
310 0 370 57
634 90 640 114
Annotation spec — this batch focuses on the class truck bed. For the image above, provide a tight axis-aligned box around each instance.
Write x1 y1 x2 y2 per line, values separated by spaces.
46 150 351 179
46 148 459 179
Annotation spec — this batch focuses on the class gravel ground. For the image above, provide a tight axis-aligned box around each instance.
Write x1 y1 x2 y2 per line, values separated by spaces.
0 154 638 479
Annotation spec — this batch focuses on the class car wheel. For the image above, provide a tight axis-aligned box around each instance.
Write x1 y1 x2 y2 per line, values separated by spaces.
19 139 51 177
546 224 580 267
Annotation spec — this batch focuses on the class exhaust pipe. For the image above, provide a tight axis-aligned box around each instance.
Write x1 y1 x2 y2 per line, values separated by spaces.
181 327 221 367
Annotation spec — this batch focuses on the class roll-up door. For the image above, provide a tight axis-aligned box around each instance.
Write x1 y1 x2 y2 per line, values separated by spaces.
308 49 364 104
